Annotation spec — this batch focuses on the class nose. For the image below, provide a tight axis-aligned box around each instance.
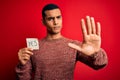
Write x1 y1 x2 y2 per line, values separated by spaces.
53 18 58 25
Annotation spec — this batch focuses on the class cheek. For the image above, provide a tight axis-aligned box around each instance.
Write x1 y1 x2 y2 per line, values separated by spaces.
45 22 53 29
59 20 62 25
45 22 52 27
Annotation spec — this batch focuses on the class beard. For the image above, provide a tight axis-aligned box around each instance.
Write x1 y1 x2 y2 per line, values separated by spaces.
47 29 60 34
47 27 62 34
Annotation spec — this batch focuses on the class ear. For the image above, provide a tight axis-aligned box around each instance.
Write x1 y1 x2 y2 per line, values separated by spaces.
41 19 46 26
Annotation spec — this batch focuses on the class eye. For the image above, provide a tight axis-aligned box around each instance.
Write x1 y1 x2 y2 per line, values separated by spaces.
57 16 61 19
47 17 54 21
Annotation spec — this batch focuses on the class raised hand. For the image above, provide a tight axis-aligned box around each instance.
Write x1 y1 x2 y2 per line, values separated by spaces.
68 16 101 55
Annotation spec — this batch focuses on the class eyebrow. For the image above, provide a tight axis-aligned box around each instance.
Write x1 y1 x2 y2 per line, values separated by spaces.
56 15 61 18
47 15 61 19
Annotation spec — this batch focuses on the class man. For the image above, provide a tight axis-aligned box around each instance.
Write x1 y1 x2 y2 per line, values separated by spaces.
15 4 108 80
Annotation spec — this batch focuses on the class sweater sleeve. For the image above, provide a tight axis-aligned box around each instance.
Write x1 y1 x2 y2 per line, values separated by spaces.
15 60 33 80
76 48 108 70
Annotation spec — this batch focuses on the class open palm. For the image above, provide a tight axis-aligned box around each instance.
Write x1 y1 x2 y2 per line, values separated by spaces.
68 16 101 55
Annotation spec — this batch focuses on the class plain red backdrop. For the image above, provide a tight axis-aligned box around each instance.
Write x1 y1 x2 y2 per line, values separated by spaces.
0 0 120 80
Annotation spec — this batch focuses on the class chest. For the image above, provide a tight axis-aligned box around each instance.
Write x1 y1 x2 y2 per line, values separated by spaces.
32 41 77 67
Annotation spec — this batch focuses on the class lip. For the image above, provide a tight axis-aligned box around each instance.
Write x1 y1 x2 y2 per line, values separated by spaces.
54 26 60 30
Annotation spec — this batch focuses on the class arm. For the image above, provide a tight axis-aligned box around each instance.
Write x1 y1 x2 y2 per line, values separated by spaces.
68 16 108 70
77 48 108 70
15 48 33 80
15 60 33 80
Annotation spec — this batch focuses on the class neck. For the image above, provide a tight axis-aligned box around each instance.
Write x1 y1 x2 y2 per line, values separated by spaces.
46 33 62 40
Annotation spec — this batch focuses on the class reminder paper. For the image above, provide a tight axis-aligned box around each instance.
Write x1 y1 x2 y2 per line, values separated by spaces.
26 38 39 50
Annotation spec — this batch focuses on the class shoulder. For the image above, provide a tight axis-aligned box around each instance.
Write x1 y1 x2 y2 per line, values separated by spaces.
37 37 47 46
38 38 46 42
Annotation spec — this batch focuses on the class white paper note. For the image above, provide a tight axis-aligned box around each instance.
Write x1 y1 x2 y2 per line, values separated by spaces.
26 38 39 50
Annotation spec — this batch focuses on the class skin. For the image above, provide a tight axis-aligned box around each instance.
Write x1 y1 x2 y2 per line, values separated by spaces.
68 16 101 55
18 8 101 65
43 9 63 40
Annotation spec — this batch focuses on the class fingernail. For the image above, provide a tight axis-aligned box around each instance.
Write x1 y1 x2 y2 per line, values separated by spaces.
86 16 89 18
91 17 94 19
68 43 74 46
68 43 72 46
81 19 84 22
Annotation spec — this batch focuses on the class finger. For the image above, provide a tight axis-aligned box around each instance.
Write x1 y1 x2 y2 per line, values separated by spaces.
97 22 101 36
81 19 87 39
22 50 33 56
24 48 33 51
18 52 32 61
68 43 82 51
22 53 31 58
23 56 30 61
86 16 92 34
19 48 33 56
91 17 96 34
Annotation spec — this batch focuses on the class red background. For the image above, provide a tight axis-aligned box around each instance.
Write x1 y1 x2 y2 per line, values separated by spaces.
0 0 120 80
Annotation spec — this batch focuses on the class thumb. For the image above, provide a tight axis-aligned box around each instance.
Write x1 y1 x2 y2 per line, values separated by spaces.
68 43 82 51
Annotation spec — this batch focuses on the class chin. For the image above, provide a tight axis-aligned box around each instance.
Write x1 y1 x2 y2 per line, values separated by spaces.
48 29 61 34
53 30 61 34
52 31 61 34
54 32 60 34
48 31 59 35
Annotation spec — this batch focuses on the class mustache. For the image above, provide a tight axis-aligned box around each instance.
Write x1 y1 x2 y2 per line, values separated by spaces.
53 26 61 28
54 26 60 28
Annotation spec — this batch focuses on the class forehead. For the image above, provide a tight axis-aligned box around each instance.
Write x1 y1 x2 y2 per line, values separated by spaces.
45 9 61 17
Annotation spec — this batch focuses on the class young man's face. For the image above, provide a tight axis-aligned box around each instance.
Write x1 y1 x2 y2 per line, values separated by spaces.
43 9 62 34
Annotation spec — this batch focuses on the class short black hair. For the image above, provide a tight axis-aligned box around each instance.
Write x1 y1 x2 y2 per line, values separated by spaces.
42 4 60 19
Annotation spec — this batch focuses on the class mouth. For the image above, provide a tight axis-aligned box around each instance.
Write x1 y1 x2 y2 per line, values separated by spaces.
54 26 61 30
